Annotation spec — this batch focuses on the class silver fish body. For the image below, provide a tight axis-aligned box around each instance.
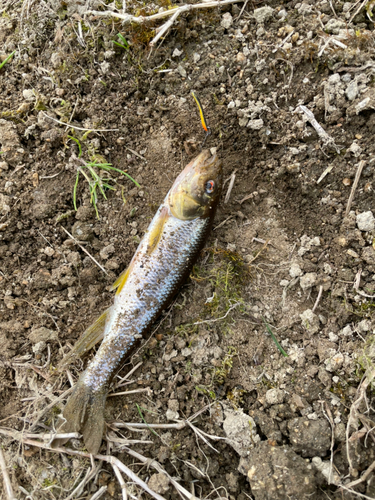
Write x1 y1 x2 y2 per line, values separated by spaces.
54 150 223 454
83 208 211 392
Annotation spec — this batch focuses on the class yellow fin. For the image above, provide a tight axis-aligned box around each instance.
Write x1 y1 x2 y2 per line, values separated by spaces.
57 308 109 371
147 206 169 255
110 263 132 295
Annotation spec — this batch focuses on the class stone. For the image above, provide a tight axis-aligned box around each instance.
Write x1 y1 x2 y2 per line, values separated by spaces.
236 52 246 64
300 309 320 334
357 211 375 231
32 341 46 354
289 263 302 278
362 246 375 265
29 327 58 344
298 3 313 15
312 457 340 485
166 409 179 421
71 221 93 241
328 73 341 85
324 352 344 372
176 64 186 78
253 6 274 23
325 18 346 34
346 80 358 101
266 388 285 405
0 194 10 215
221 12 233 29
22 89 35 101
172 48 182 57
100 244 115 260
300 272 317 291
223 406 260 457
239 442 317 499
147 473 170 494
247 118 264 130
287 417 331 457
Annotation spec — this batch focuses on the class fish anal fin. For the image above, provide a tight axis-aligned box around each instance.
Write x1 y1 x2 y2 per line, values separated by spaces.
147 206 169 255
57 308 109 371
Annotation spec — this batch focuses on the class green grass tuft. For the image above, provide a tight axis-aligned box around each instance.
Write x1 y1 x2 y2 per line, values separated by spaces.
73 160 140 219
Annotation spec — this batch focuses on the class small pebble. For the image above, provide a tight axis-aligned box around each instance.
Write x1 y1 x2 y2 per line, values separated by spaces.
356 211 375 232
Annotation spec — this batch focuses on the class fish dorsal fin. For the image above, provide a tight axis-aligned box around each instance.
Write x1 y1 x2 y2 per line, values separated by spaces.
57 308 110 371
147 205 169 255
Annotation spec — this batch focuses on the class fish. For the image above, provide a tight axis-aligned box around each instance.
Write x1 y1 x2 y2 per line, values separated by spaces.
53 150 223 454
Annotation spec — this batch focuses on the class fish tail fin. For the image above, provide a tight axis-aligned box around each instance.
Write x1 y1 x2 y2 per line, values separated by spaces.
52 375 108 454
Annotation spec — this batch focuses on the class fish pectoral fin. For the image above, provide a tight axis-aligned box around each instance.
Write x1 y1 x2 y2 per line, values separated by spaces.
110 260 134 295
57 308 110 371
147 205 169 255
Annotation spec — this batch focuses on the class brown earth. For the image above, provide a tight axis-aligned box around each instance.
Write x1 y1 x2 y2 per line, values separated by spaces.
1 0 375 499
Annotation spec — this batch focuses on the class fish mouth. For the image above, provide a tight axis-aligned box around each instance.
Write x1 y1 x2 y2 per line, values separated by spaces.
172 150 220 186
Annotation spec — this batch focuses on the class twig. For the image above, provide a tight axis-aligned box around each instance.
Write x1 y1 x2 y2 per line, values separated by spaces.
125 146 146 161
40 112 119 132
312 285 323 312
90 486 108 500
60 226 109 276
0 433 167 500
224 171 236 204
123 447 194 500
193 301 240 325
213 216 234 231
349 0 368 23
296 105 340 152
344 460 375 489
112 421 186 430
345 160 366 216
353 268 375 298
346 372 375 476
316 164 334 184
112 464 128 500
64 464 98 500
114 361 142 389
108 388 152 397
0 447 16 500
272 30 294 53
328 0 338 18
86 0 245 46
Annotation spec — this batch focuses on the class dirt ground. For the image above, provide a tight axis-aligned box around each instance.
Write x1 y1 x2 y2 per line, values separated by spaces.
1 0 375 498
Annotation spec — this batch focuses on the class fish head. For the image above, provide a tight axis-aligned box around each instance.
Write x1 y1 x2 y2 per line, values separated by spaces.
168 150 223 220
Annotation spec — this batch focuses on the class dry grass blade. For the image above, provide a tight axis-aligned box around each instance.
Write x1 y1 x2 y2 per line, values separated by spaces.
0 447 16 500
123 447 196 500
0 431 167 500
60 226 109 275
40 112 119 132
85 0 244 46
112 464 128 500
345 160 366 216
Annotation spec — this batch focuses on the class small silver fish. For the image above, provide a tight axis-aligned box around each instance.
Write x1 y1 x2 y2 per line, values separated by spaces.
54 150 223 454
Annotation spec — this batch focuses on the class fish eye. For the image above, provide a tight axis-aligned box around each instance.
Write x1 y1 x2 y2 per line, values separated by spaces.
205 180 215 194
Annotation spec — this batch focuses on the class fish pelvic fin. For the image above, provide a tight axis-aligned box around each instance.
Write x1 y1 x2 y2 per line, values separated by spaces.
52 375 108 454
57 308 110 371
